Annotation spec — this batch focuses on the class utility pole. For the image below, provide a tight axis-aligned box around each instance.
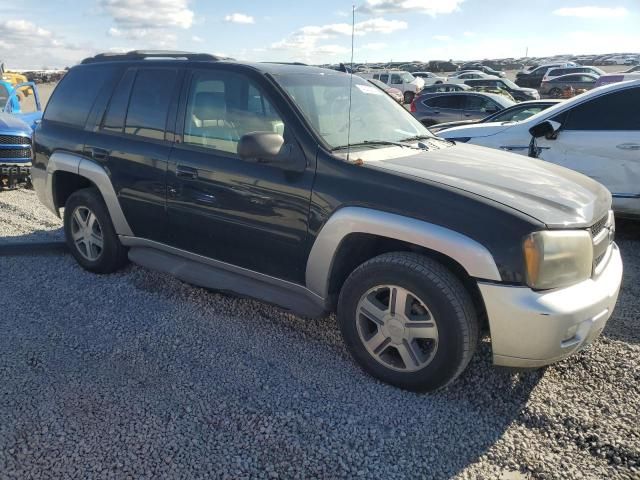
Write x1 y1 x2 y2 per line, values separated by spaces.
525 46 528 58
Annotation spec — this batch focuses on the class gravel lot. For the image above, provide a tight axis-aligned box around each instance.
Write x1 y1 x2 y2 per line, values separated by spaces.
0 188 639 479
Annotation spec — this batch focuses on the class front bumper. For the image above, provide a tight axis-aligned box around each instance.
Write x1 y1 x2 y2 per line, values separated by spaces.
479 243 623 368
0 162 31 189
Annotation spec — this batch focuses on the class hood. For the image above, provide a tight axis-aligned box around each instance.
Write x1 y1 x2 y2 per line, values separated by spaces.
437 121 513 138
429 119 477 132
359 143 611 227
0 112 32 135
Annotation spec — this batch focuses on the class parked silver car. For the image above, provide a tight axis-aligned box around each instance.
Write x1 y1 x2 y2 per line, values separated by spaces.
410 91 514 126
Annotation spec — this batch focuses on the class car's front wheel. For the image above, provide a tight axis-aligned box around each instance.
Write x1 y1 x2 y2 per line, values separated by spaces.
337 252 478 392
63 187 128 274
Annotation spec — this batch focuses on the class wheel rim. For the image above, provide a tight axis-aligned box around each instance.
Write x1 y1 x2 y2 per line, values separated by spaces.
356 285 439 372
70 206 104 261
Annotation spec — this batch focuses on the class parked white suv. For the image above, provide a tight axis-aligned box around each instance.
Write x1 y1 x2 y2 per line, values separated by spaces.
448 71 500 84
359 70 425 103
412 71 447 86
439 80 640 218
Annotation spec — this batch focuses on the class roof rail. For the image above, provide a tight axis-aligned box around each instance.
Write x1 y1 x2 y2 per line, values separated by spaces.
80 50 225 64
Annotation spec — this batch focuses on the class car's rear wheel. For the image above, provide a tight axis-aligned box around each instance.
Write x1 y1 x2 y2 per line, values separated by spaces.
63 187 128 274
403 91 415 104
548 87 562 98
337 252 478 392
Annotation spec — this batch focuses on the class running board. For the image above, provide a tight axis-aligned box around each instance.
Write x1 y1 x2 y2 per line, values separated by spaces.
127 246 327 318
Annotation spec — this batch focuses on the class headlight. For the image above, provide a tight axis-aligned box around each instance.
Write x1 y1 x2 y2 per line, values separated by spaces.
523 230 593 290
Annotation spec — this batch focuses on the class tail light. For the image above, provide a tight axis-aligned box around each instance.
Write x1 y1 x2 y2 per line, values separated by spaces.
410 98 417 113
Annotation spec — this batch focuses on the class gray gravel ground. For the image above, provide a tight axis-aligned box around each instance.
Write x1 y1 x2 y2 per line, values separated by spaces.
1 189 638 479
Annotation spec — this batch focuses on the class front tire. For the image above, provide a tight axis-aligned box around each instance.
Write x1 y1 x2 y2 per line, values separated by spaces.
63 187 128 274
548 87 562 98
337 252 478 392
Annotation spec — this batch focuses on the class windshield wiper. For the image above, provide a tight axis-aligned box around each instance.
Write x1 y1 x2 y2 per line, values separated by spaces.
331 140 419 151
398 135 433 142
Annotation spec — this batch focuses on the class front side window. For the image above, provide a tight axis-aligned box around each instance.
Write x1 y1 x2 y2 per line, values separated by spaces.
277 72 432 149
183 70 285 154
563 88 640 131
125 68 178 140
390 74 402 84
465 96 495 111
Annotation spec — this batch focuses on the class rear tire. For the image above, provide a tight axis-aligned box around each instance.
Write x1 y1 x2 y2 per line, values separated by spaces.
403 91 415 104
337 252 478 392
63 187 128 274
549 87 562 98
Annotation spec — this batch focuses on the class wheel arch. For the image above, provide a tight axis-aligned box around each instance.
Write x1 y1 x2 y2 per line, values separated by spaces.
46 151 133 236
306 207 501 312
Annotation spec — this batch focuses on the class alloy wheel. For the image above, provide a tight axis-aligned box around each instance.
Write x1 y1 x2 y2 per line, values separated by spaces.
70 206 104 261
356 285 439 372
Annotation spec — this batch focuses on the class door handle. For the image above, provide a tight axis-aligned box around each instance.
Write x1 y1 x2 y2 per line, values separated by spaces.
86 147 109 161
617 143 640 151
176 165 198 179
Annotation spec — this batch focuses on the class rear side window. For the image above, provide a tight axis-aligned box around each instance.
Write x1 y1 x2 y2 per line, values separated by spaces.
125 68 178 140
564 87 640 131
102 69 136 133
425 95 464 109
44 65 117 127
379 74 389 83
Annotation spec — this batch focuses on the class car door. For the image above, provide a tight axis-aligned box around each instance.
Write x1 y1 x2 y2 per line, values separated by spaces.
166 68 315 283
536 86 640 204
463 95 500 120
84 66 183 243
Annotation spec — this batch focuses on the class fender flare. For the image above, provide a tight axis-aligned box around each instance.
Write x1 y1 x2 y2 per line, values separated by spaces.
45 151 133 236
305 207 502 298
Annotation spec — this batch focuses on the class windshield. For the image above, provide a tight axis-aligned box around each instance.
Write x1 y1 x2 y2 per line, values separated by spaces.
501 78 519 89
277 72 433 149
400 72 415 83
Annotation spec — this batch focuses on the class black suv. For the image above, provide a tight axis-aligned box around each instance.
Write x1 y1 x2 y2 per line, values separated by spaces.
33 51 622 391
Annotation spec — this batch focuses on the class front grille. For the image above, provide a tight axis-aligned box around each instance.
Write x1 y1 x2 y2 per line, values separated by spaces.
590 214 608 238
0 135 30 145
0 148 31 159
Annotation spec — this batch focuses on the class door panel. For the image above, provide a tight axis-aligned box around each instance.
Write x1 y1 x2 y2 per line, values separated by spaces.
85 67 182 242
166 69 315 283
537 86 640 202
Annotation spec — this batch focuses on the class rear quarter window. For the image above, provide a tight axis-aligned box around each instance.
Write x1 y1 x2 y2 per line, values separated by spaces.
43 65 118 128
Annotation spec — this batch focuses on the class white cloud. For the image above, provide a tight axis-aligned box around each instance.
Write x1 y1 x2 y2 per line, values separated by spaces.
362 42 387 50
271 17 406 61
553 6 628 18
224 13 255 24
463 31 475 37
358 0 464 15
0 19 87 67
100 0 193 43
191 35 204 43
433 35 450 41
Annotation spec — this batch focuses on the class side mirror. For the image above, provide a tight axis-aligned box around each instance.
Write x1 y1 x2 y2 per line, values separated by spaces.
238 132 284 160
237 132 306 172
529 120 560 139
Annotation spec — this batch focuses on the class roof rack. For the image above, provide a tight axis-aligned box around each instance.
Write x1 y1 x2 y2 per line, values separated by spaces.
80 50 225 64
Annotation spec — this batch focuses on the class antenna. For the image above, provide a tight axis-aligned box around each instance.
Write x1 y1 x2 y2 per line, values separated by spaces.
346 4 355 162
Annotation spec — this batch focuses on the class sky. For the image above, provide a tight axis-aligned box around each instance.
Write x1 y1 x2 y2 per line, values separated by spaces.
0 0 638 69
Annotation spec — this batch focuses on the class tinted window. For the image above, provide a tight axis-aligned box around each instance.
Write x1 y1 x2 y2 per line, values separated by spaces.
44 65 117 127
491 105 548 122
125 69 178 140
390 74 402 84
379 74 389 83
564 87 640 131
425 95 464 109
465 95 497 111
184 70 285 154
102 69 135 133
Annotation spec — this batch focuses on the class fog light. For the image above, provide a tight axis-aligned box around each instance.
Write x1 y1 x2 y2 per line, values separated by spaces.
562 324 579 342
